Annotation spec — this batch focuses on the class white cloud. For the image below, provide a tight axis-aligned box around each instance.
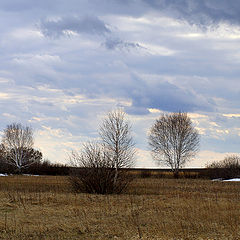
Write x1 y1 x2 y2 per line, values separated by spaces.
135 148 157 168
10 28 43 40
189 150 239 168
39 15 111 38
223 113 240 118
140 43 177 56
0 93 11 99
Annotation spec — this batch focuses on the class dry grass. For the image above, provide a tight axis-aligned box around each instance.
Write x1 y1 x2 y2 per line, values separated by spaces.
0 176 240 239
130 170 204 179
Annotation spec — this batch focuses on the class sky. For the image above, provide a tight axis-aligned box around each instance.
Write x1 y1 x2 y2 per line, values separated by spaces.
0 0 240 168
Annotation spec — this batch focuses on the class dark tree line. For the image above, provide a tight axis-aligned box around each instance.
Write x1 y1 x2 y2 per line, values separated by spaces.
205 155 240 179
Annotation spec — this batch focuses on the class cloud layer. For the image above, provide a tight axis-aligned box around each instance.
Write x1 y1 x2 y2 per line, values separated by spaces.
39 16 110 38
0 0 240 166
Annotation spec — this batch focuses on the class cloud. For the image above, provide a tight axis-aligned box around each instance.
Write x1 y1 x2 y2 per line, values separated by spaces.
142 0 240 28
0 0 60 12
39 14 144 53
2 0 240 30
1 0 240 166
126 75 214 113
104 37 144 51
223 113 240 118
39 15 111 38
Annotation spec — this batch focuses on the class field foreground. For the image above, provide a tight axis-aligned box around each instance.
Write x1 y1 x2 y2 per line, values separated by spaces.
0 176 240 239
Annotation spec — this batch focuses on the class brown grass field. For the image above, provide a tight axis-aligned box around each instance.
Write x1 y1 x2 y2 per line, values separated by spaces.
0 175 240 239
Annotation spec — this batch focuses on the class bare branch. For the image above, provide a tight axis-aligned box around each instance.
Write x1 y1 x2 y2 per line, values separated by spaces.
69 109 136 194
1 123 40 173
99 109 136 169
148 112 200 176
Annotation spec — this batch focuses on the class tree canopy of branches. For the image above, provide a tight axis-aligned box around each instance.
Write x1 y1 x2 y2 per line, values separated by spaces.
148 112 200 177
1 123 41 173
69 109 135 194
99 109 135 183
70 142 131 194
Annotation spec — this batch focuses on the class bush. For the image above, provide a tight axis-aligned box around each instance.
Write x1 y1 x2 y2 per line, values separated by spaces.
69 167 132 194
69 142 133 194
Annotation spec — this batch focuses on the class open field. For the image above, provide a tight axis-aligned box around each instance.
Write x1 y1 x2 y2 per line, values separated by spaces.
0 176 240 239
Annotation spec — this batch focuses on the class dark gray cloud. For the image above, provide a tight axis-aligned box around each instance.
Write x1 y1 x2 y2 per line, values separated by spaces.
39 15 143 52
2 0 240 29
142 0 240 28
39 16 110 38
124 106 150 115
125 77 214 113
104 38 144 51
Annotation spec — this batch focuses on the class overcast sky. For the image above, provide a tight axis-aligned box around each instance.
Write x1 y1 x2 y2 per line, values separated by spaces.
1 0 240 167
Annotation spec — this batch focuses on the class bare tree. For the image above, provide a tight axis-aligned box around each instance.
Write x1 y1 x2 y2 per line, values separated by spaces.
69 109 136 194
1 123 38 173
99 109 135 184
69 141 131 194
148 112 200 177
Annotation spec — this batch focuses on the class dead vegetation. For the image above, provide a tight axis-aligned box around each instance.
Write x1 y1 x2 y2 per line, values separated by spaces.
0 175 240 239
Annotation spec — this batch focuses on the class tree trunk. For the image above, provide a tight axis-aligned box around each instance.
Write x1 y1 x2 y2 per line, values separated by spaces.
173 170 179 178
113 167 118 186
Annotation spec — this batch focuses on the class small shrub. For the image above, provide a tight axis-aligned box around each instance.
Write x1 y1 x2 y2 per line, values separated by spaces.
69 142 133 194
69 168 132 194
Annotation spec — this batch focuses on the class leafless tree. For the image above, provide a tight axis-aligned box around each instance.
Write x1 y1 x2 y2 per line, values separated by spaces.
148 112 200 177
1 123 38 173
69 109 136 194
99 109 135 184
69 141 131 194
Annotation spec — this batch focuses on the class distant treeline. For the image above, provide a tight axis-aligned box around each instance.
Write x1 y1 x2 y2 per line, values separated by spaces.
1 162 239 180
0 161 212 179
0 160 70 176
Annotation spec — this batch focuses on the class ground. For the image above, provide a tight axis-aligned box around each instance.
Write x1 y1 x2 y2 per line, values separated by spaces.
0 176 240 239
